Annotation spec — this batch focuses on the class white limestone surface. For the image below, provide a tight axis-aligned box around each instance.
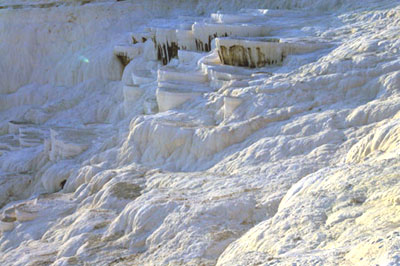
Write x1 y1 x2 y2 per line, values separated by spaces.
1 0 400 265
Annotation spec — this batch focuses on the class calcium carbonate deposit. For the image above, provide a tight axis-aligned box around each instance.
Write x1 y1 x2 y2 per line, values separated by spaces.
1 0 400 265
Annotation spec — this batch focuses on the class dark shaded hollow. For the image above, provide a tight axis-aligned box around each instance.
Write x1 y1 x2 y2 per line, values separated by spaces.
195 33 229 53
9 120 32 125
116 55 131 67
60 180 67 190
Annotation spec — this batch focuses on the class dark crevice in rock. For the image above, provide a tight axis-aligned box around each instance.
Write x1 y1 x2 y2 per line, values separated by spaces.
116 55 131 67
155 40 179 65
60 180 67 190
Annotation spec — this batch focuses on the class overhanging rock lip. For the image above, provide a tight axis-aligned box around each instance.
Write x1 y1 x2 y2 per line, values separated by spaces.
158 81 211 93
215 36 333 68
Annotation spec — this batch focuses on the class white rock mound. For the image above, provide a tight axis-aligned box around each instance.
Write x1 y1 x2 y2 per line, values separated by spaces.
1 0 400 265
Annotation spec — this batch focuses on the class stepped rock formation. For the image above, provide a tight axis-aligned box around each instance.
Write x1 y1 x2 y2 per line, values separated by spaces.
1 0 400 265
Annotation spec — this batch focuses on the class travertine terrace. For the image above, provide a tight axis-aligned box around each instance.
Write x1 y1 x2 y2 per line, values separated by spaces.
1 0 400 265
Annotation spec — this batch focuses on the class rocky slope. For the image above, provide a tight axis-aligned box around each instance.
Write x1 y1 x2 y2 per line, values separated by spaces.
1 0 400 265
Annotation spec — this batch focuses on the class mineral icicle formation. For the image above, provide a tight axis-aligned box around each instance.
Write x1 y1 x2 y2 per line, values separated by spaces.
115 9 330 114
114 9 328 67
1 0 400 265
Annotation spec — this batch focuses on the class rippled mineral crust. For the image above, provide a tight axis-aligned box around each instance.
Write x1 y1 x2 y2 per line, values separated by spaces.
1 0 400 265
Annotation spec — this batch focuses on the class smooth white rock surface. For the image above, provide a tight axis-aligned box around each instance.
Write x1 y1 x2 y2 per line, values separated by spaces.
1 0 400 265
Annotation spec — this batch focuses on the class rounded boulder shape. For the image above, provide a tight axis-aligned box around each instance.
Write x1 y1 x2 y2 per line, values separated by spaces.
15 206 38 222
0 217 16 232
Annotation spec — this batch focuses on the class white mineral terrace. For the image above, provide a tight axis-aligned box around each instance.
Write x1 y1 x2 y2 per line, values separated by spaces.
1 0 400 265
216 37 331 67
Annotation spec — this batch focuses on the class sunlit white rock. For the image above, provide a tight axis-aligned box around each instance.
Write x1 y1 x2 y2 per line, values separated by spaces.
2 1 400 265
123 85 145 114
241 8 311 17
131 70 155 85
211 13 255 24
143 98 159 114
346 119 400 163
198 50 224 78
192 22 271 51
2 207 16 219
223 96 243 119
176 29 196 51
177 50 204 65
123 85 144 102
0 174 35 208
49 128 94 161
207 65 252 81
156 87 203 112
158 67 208 83
15 204 38 222
113 43 144 66
18 127 48 147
